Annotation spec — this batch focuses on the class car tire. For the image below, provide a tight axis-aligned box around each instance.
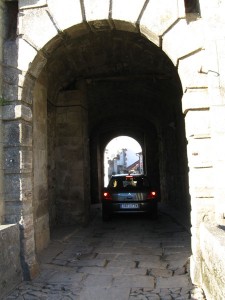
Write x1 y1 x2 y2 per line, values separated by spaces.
102 208 111 221
150 203 158 220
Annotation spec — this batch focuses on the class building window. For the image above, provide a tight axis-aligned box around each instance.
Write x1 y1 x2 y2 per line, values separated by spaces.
5 1 18 40
184 0 200 14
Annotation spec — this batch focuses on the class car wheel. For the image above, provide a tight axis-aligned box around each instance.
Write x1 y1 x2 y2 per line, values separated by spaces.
102 208 111 221
150 203 158 220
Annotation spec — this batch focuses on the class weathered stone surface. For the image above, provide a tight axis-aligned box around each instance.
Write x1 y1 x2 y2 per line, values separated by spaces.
140 0 184 37
17 38 38 72
182 89 210 114
34 213 50 253
156 275 191 289
187 138 212 168
3 104 32 121
19 0 47 10
48 0 82 30
112 0 145 23
4 147 32 173
19 8 58 49
189 167 214 198
0 2 225 300
163 19 204 65
5 210 206 299
79 286 130 300
185 110 211 139
191 198 215 228
84 0 110 22
3 41 18 69
4 121 32 146
0 224 22 299
199 224 225 300
4 173 32 202
179 53 208 91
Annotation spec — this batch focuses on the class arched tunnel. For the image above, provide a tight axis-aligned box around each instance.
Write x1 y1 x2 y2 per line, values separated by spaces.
29 26 190 251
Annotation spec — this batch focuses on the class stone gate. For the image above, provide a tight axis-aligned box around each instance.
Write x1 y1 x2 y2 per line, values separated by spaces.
0 0 225 299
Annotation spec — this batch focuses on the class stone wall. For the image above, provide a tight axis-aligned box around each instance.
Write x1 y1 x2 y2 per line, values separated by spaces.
1 0 225 299
0 0 4 224
54 88 90 225
198 224 225 300
0 224 22 299
33 76 50 253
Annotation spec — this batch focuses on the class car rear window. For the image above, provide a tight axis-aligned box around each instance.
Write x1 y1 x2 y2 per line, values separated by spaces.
108 176 150 189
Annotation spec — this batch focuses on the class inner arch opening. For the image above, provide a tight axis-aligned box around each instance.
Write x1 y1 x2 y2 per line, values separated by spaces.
104 136 143 186
25 23 189 254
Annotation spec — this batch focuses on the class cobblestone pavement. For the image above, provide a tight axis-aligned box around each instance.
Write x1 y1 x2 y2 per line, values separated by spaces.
5 206 206 300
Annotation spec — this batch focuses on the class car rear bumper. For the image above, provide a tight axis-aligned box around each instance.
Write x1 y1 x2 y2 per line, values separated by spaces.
102 200 157 215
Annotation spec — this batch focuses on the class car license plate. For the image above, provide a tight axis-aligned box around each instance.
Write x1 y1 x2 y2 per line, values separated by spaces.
120 203 139 209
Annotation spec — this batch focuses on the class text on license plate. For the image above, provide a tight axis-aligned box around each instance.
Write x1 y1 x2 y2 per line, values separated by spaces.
120 203 139 209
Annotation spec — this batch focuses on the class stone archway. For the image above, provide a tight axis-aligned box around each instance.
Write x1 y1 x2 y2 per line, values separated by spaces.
1 0 211 290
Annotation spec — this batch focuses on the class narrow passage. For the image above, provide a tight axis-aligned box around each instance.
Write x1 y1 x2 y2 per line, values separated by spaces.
5 205 206 300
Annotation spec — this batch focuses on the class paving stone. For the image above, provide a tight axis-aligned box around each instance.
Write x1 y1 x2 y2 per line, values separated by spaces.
139 260 168 269
78 266 123 275
122 267 148 275
107 260 136 268
113 274 155 288
67 258 106 267
4 211 206 300
82 274 113 287
79 286 130 300
156 275 191 289
149 268 173 277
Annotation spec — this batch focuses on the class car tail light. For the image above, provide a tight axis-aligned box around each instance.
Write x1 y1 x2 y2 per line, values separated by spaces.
103 192 112 200
147 191 157 199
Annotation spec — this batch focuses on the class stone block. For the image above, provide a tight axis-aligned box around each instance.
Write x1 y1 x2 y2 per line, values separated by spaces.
187 138 212 168
191 198 215 227
34 213 50 253
57 90 87 107
212 132 225 163
185 110 211 139
19 0 47 10
2 82 19 102
199 223 225 300
182 89 209 114
4 205 22 224
3 104 32 121
21 73 36 105
3 41 18 69
113 20 139 34
19 8 58 50
4 121 32 146
84 0 110 22
27 50 48 78
4 147 32 173
17 38 38 72
3 66 20 86
178 50 208 93
156 275 190 289
113 274 154 288
79 286 130 300
0 224 22 298
112 0 145 23
140 0 184 37
4 173 32 202
211 105 225 133
163 19 204 65
48 0 82 31
216 39 225 93
189 167 214 198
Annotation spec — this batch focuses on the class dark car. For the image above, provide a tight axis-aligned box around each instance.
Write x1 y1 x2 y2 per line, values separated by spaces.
102 174 158 221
